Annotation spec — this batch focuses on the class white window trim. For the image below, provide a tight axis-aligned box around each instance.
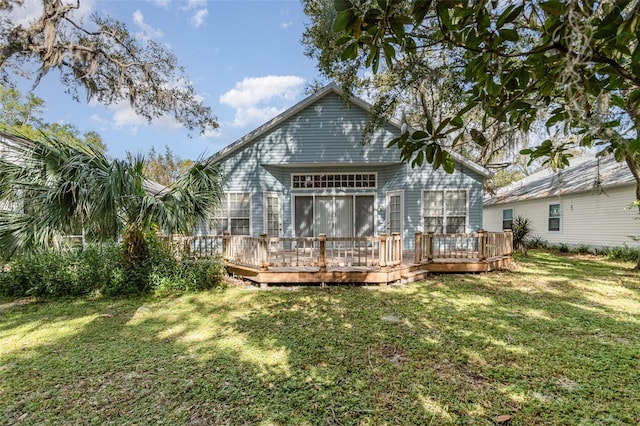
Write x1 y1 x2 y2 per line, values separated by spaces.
548 202 561 232
263 191 282 237
386 190 404 235
502 207 514 230
214 191 252 235
291 192 377 237
290 172 378 190
421 189 470 233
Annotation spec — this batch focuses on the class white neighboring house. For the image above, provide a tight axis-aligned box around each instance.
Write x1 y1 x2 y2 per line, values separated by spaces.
483 155 640 249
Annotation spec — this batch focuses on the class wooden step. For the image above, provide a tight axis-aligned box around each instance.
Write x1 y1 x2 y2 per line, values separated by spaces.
400 269 430 284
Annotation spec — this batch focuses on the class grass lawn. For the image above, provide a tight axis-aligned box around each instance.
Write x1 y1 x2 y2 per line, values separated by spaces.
1 250 639 425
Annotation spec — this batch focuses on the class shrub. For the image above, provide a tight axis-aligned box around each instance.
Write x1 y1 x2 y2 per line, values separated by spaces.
511 215 532 255
576 244 591 254
150 257 226 296
527 234 547 249
0 243 121 298
0 238 227 300
599 245 640 262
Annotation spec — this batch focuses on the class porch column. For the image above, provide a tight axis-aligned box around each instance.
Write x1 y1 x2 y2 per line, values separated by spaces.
414 232 423 264
478 229 487 261
222 232 230 261
259 233 269 270
318 234 327 271
426 232 434 262
379 233 388 269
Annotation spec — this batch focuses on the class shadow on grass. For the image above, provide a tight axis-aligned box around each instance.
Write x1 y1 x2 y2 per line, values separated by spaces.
1 253 639 424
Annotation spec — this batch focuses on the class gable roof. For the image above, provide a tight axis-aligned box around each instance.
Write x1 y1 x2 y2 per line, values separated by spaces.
484 155 635 206
209 83 491 178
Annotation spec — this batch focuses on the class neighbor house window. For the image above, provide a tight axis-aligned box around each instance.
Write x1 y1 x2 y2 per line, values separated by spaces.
292 173 376 189
213 192 251 235
502 208 513 230
548 203 560 231
423 190 468 233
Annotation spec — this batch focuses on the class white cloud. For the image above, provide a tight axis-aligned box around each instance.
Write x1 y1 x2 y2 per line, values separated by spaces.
220 75 305 128
90 100 182 134
280 21 293 29
190 9 208 28
132 10 164 39
220 76 304 109
186 0 207 9
7 0 94 27
151 0 171 8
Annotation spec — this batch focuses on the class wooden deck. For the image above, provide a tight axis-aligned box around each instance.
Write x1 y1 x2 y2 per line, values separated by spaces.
170 231 513 286
225 251 511 287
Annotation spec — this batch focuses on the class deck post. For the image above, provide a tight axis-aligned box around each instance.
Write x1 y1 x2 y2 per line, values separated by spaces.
259 233 269 270
414 232 423 264
392 232 401 266
504 229 513 256
379 233 388 269
426 232 434 262
478 229 487 261
318 234 327 271
222 232 230 261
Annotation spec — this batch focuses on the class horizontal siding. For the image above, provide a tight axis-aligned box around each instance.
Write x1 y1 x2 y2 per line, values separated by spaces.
217 91 487 248
483 185 640 248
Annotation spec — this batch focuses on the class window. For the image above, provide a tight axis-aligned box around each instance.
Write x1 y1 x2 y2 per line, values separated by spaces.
502 209 513 230
264 192 282 237
213 192 251 235
423 190 468 233
548 203 560 231
292 173 376 189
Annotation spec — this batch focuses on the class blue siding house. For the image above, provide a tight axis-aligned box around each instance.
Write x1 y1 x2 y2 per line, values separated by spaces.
207 84 491 250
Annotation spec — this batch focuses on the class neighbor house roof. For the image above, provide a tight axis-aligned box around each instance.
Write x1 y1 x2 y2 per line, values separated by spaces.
209 83 492 178
484 155 635 206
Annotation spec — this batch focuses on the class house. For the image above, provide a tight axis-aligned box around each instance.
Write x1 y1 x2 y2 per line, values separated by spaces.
205 83 492 251
483 155 640 249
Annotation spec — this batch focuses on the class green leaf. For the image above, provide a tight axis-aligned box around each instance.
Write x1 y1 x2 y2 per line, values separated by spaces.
340 42 358 60
499 28 519 42
335 35 352 46
335 0 353 12
333 9 357 32
382 42 396 65
433 148 442 169
412 130 429 140
442 152 455 174
497 5 523 28
539 1 566 17
411 0 432 23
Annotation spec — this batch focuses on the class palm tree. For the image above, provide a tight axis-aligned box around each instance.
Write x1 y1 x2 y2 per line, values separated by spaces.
0 131 225 264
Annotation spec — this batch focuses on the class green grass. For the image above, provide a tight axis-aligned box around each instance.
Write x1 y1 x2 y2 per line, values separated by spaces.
1 250 639 425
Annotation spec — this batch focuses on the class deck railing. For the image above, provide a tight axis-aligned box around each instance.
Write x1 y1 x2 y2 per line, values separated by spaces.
414 230 513 263
170 232 403 270
169 230 511 270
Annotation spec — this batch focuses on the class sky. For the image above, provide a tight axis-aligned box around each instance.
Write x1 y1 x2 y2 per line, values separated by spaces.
7 0 325 160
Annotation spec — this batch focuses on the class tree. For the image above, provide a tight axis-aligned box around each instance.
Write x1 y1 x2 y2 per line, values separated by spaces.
1 0 217 134
302 0 534 172
1 83 105 151
315 0 640 201
0 131 225 269
132 146 193 187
